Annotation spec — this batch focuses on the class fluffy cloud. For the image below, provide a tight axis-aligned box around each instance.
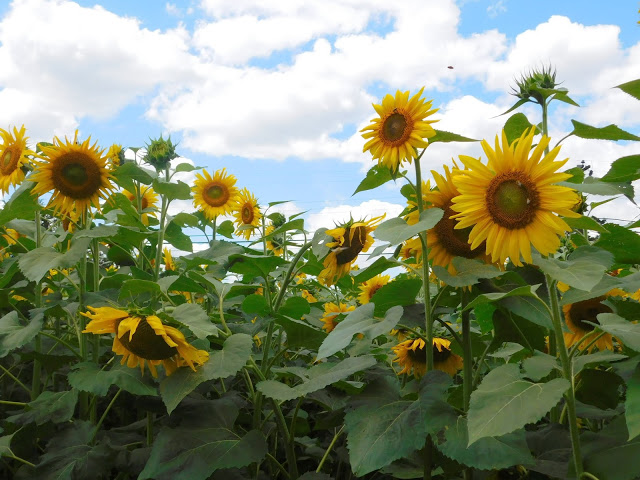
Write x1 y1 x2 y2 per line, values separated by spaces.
306 199 404 232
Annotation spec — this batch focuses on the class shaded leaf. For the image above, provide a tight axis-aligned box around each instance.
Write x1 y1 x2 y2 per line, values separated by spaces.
171 303 218 339
626 364 640 441
152 178 192 201
433 257 504 288
68 362 157 397
0 311 44 358
275 316 327 350
592 313 640 352
595 224 640 264
8 390 78 426
371 278 421 316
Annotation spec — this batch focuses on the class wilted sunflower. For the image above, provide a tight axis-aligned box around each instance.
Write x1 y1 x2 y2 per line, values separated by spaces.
562 289 624 352
361 88 439 171
451 128 580 266
192 168 240 220
233 188 261 239
122 186 159 225
0 125 35 194
320 302 355 333
318 215 384 286
358 274 391 304
82 306 208 377
392 337 462 378
426 164 493 274
31 130 114 214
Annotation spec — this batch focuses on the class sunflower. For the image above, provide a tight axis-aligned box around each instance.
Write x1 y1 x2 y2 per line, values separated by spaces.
358 274 391 304
318 215 384 286
265 224 285 257
301 290 317 303
562 289 625 352
404 180 431 226
1 228 20 259
82 306 208 377
233 188 261 240
192 168 240 220
0 125 35 194
425 164 493 274
392 337 462 378
122 186 159 225
30 130 114 214
361 88 439 171
400 237 424 270
320 302 355 333
163 248 176 271
451 128 581 266
61 208 81 232
106 144 124 169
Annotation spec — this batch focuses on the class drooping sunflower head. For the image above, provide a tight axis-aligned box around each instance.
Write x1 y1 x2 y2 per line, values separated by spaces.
361 88 439 171
30 130 114 214
433 337 464 376
451 128 581 267
82 306 208 377
392 337 462 378
320 302 355 333
358 274 391 304
233 188 261 240
106 144 125 169
318 215 384 286
192 168 240 220
0 125 36 194
122 186 159 225
265 224 285 256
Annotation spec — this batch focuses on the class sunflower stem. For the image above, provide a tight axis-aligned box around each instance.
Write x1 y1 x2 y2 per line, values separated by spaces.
461 291 473 412
146 411 154 446
91 388 122 444
0 364 31 394
212 215 217 242
31 211 43 401
153 167 171 281
545 273 583 477
316 425 344 473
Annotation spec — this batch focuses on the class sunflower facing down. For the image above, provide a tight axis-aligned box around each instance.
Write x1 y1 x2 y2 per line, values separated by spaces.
451 128 580 266
233 188 262 240
392 337 463 378
30 130 114 214
0 125 35 194
361 88 439 171
320 302 356 333
318 215 384 286
122 186 159 225
82 306 208 377
358 274 391 304
192 168 240 220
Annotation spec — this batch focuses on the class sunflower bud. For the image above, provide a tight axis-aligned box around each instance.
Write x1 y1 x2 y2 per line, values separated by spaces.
510 65 559 104
269 212 286 227
143 135 179 171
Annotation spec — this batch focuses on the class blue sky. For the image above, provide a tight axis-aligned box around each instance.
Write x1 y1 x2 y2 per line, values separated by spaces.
0 0 639 240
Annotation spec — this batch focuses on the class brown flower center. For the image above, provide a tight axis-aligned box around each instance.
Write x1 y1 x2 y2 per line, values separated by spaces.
0 146 21 175
486 172 540 229
381 111 413 146
568 296 612 332
204 183 229 207
433 202 486 258
407 343 427 365
51 152 103 199
118 318 177 360
335 225 367 265
242 204 254 224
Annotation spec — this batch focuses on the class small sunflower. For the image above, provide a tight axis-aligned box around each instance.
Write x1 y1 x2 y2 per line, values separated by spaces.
122 186 159 225
1 228 20 259
358 274 391 304
192 168 240 220
361 88 439 171
392 337 462 378
562 289 625 352
0 125 35 194
82 306 208 377
320 302 355 333
265 224 285 257
318 215 384 286
106 144 124 169
163 248 176 271
31 130 114 214
451 128 581 266
301 290 317 303
233 188 261 240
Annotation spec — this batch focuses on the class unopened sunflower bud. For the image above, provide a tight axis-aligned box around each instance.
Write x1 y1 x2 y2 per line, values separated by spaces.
144 135 179 170
510 65 559 104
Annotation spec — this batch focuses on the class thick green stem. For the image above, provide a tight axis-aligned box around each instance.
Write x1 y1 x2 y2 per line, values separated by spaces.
212 216 217 242
0 364 30 394
31 211 43 400
153 168 171 281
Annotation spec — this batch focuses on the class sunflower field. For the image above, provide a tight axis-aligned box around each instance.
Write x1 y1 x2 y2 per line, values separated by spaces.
0 68 640 480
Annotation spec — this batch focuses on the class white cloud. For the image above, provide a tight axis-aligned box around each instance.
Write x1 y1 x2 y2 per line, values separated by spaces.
306 199 403 232
487 0 507 18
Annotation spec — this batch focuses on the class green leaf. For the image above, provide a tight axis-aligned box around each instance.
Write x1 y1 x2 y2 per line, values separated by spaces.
532 248 611 291
372 278 421 316
113 162 155 190
7 390 78 425
522 352 558 381
0 183 40 225
432 257 504 288
498 98 529 117
73 225 120 239
278 296 311 319
275 316 327 350
563 166 585 184
256 356 376 402
582 416 640 480
439 418 534 470
228 254 286 279
175 162 196 172
504 113 533 144
564 216 609 233
165 222 193 252
268 218 305 237
616 79 640 101
429 129 478 143
464 285 542 312
352 257 397 284
570 120 640 141
602 155 640 183
595 224 640 264
241 294 269 316
171 303 218 339
374 209 443 245
573 350 627 376
171 212 199 228
353 164 395 195
0 311 44 357
474 303 496 334
216 219 235 239
467 364 569 445
68 362 157 396
626 365 640 441
560 177 635 201
118 279 162 301
18 237 92 282
152 178 192 201
593 313 640 352
0 432 16 458
139 428 267 480
159 334 252 414
499 294 553 329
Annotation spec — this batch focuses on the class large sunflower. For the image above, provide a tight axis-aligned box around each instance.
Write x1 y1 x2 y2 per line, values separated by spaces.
318 215 384 286
82 306 208 377
320 302 355 333
392 337 462 378
451 128 580 266
192 168 240 220
361 88 439 171
0 125 35 194
122 186 159 225
233 188 261 239
30 130 114 214
358 274 391 304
